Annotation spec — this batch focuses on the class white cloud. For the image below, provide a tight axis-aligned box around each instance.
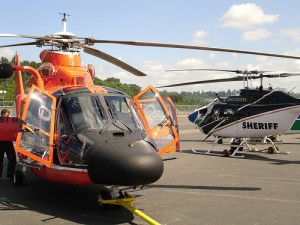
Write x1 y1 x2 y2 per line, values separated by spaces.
242 28 272 41
0 48 15 59
176 58 206 68
280 28 300 42
220 3 279 29
209 53 216 59
192 30 208 45
231 53 238 59
193 31 207 39
216 61 231 68
142 60 165 71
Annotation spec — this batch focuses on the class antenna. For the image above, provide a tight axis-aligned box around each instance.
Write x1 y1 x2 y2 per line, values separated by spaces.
59 13 70 33
288 87 296 94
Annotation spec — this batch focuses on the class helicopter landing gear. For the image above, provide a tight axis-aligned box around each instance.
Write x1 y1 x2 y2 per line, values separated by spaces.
13 164 27 187
13 170 24 187
267 146 275 154
98 186 124 210
192 137 247 158
223 148 240 157
98 189 113 210
222 149 229 157
98 186 160 225
264 136 279 154
264 136 289 154
267 146 280 154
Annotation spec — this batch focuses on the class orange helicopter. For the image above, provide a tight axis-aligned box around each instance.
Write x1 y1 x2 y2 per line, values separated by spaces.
1 13 300 224
0 14 181 223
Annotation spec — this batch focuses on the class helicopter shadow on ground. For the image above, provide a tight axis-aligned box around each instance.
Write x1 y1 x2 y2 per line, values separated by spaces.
0 161 136 225
127 156 261 192
181 149 300 165
144 183 260 191
239 151 300 165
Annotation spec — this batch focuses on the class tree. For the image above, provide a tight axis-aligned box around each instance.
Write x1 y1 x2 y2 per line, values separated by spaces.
0 58 268 105
94 77 141 97
0 58 42 101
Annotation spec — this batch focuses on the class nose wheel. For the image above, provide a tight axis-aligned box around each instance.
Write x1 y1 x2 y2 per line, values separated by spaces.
98 190 113 210
98 186 160 225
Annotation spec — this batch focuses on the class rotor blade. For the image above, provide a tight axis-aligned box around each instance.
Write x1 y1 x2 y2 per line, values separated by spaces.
261 73 300 78
91 40 300 60
83 46 146 76
166 68 243 73
0 41 37 48
0 33 45 39
165 68 270 74
156 76 244 88
158 72 300 88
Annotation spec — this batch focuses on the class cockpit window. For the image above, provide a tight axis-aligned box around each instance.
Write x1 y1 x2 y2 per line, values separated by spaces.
60 95 108 134
104 95 141 130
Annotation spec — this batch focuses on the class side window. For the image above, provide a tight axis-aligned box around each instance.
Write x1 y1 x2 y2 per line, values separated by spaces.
16 86 56 167
57 100 73 135
25 89 53 133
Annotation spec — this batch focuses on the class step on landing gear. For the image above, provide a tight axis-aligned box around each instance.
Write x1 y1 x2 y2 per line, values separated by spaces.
98 186 161 225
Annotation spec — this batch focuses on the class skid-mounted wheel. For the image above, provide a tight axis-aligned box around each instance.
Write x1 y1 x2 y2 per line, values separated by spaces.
223 149 229 157
268 146 275 154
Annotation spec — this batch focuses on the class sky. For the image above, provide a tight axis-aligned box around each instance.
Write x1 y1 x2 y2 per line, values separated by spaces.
2 0 300 93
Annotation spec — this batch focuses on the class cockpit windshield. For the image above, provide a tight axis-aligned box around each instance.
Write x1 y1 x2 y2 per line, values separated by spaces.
60 95 108 134
104 95 143 130
58 94 143 134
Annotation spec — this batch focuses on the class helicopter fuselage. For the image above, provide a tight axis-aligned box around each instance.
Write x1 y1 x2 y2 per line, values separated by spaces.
192 88 300 138
0 50 165 187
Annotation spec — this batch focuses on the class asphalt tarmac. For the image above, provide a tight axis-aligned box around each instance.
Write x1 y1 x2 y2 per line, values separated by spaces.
1 116 300 225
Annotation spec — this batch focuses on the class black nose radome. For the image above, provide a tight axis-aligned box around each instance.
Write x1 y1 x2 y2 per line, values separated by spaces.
87 140 164 186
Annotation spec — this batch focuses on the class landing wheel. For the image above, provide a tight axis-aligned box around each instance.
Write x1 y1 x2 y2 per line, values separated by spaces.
271 146 279 153
13 170 24 187
267 146 279 154
223 149 229 157
98 190 112 210
267 147 274 154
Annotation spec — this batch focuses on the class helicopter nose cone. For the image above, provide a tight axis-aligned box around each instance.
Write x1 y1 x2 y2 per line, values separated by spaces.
188 111 199 123
87 140 164 186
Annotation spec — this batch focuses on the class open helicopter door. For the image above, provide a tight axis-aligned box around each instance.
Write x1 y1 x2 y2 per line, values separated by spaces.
163 97 180 151
15 85 56 167
134 85 179 155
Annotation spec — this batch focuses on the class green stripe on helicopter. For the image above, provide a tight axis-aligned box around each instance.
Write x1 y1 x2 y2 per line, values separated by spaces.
290 115 300 130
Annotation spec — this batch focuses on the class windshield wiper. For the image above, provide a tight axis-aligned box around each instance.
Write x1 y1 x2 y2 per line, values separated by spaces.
95 98 106 119
107 107 132 132
116 118 132 132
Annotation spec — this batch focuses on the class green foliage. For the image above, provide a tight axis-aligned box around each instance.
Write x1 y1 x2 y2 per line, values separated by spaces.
0 57 9 63
159 90 238 105
94 77 141 97
0 57 41 101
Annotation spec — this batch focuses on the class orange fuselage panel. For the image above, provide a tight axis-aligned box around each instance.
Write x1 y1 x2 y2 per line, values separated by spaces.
40 50 81 67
